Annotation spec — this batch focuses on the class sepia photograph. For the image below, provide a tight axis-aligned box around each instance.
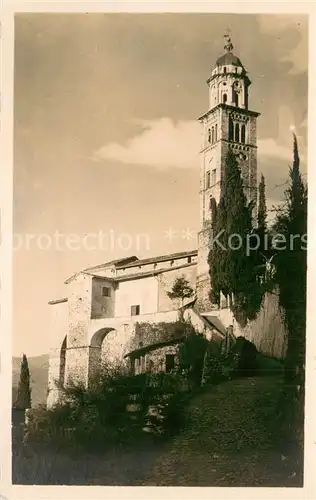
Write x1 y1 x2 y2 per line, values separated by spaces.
10 11 308 488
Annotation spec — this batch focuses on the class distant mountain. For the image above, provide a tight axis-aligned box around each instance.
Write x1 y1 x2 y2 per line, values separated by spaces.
12 354 49 408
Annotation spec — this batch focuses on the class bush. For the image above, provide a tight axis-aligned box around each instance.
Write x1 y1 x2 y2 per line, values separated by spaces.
25 366 188 450
179 333 210 389
231 337 258 376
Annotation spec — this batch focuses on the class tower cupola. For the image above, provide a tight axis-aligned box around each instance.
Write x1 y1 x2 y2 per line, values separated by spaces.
207 34 251 110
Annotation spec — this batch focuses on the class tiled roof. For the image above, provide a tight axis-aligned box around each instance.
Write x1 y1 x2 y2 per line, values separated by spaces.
114 261 196 282
64 250 197 284
115 249 197 270
85 256 139 272
64 256 139 284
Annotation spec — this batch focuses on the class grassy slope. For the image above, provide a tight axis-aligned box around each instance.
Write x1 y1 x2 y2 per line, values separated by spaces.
138 375 303 487
12 354 49 407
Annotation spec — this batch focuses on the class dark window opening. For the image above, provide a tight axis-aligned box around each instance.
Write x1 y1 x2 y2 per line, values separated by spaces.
211 126 214 144
165 354 175 372
241 124 246 143
211 169 216 186
234 92 239 107
223 93 227 104
215 124 218 142
209 196 214 210
229 118 234 141
102 286 111 297
188 256 192 263
208 128 211 143
235 123 240 143
223 66 227 73
206 171 211 189
131 305 140 316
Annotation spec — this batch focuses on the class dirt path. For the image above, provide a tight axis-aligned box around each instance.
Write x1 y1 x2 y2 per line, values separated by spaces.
136 376 303 487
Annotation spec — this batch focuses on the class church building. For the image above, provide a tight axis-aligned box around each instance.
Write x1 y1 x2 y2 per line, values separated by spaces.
47 38 283 408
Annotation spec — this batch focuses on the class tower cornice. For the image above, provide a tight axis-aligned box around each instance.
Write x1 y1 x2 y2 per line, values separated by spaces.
207 72 251 87
198 103 260 122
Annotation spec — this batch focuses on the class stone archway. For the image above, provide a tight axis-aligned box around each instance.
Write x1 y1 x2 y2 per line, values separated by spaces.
88 327 118 383
88 324 133 384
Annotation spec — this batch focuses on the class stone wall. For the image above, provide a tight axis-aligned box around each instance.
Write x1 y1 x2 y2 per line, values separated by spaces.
65 273 93 386
91 277 116 319
47 300 68 407
134 344 180 375
241 292 287 359
129 321 188 353
215 293 288 360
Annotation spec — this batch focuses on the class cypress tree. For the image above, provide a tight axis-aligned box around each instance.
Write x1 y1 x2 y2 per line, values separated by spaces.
208 147 258 321
208 195 228 305
273 134 307 446
14 353 31 410
257 173 267 243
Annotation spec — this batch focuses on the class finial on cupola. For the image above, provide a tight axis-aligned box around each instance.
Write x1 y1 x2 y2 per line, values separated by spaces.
223 31 234 53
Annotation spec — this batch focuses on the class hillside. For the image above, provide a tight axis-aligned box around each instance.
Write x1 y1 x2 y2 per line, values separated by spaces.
12 354 49 408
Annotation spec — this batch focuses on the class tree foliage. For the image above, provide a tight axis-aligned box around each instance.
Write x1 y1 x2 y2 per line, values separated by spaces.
208 147 262 323
167 275 194 305
14 353 31 410
273 134 307 445
257 173 267 239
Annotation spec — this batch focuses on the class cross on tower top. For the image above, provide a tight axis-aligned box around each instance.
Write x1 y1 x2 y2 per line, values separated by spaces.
223 31 234 53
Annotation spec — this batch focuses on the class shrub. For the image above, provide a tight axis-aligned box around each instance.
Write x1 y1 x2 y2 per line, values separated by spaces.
25 365 189 450
179 333 209 389
231 336 258 376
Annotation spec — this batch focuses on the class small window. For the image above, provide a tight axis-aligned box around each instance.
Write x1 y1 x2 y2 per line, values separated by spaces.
102 286 111 297
223 66 227 73
211 126 214 144
188 256 192 264
208 128 211 143
229 118 234 141
223 93 227 104
235 123 240 143
209 195 214 210
211 168 216 186
215 124 218 142
165 354 175 373
206 171 211 189
241 124 246 143
131 305 140 316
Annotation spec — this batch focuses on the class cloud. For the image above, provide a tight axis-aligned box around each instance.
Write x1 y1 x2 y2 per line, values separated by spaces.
257 138 292 162
93 117 302 169
257 14 308 74
93 118 201 169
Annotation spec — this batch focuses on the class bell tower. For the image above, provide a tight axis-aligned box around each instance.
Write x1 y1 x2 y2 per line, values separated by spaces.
196 35 260 311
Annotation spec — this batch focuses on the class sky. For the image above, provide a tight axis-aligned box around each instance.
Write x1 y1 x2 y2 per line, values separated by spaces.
13 13 308 357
